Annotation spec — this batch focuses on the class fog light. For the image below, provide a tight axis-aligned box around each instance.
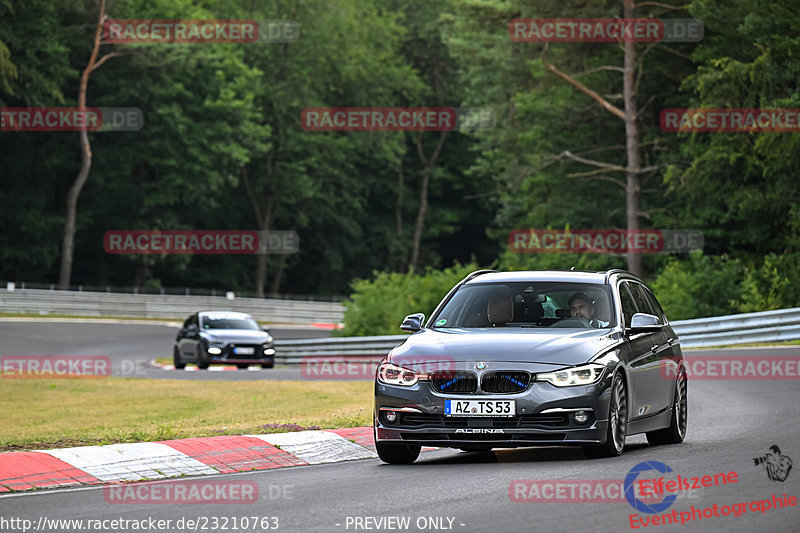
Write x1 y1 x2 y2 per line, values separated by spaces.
573 410 589 424
263 348 276 355
208 347 222 355
385 411 397 423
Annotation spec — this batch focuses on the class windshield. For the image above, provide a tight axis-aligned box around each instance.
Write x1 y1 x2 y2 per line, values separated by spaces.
432 282 615 329
201 315 261 330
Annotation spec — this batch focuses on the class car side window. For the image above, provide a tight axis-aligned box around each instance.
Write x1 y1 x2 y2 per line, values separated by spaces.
618 282 638 328
628 283 659 321
189 314 199 327
643 287 668 324
183 316 192 328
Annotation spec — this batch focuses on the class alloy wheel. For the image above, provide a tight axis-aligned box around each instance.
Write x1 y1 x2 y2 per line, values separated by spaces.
610 374 628 453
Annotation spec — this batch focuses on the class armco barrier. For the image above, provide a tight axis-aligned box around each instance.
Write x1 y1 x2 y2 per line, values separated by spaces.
0 288 344 325
273 335 408 365
671 307 800 348
273 308 800 364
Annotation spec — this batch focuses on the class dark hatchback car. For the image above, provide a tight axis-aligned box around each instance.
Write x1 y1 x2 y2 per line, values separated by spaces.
173 311 276 369
374 269 687 464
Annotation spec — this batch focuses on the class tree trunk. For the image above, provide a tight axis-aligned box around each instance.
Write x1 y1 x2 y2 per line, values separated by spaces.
409 131 447 272
242 165 278 298
623 0 642 277
58 0 121 288
253 196 276 298
270 205 304 295
395 162 404 237
540 0 647 278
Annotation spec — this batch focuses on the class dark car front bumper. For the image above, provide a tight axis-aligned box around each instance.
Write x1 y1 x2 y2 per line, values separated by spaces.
207 343 275 365
374 377 612 448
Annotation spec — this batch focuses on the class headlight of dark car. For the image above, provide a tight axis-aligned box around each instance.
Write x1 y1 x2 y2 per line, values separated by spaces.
536 353 615 387
377 362 428 387
536 363 605 386
262 345 276 355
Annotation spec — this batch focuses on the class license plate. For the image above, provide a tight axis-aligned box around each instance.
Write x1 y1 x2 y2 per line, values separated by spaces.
444 399 515 417
233 347 255 355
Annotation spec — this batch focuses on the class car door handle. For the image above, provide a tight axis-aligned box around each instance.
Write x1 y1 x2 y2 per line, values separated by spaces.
667 337 675 346
651 344 660 353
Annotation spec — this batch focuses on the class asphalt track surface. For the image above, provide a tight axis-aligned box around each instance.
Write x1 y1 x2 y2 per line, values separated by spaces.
1 322 800 532
0 321 331 381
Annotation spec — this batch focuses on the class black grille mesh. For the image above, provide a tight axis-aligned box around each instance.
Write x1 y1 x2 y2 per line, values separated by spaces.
480 371 531 393
430 371 478 393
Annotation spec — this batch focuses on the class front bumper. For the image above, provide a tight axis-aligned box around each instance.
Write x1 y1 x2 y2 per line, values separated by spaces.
206 344 275 365
374 377 612 447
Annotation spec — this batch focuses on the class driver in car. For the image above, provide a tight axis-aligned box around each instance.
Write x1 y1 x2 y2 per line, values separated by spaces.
568 292 609 328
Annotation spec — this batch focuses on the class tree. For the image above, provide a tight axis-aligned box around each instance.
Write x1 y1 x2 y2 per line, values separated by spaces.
58 0 124 288
443 0 698 277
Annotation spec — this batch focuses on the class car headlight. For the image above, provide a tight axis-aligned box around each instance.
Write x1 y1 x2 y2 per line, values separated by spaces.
536 363 605 387
263 347 276 356
377 362 428 387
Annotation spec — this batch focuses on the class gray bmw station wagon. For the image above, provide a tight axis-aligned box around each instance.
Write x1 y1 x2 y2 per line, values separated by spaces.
374 269 687 464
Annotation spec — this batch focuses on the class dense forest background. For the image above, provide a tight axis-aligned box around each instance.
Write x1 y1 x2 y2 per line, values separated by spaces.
1 0 798 321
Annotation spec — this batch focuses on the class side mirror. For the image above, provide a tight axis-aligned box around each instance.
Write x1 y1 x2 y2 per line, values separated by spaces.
262 327 271 334
400 313 425 333
186 324 199 334
628 313 661 333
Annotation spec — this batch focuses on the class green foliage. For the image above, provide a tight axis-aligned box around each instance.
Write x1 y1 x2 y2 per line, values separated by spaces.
0 0 798 324
336 263 481 336
650 252 744 320
738 253 800 313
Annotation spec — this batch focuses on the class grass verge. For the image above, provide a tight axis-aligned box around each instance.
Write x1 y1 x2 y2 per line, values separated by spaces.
0 377 372 452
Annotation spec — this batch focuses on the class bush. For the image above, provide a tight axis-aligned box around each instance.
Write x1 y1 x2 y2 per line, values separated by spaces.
649 252 744 320
738 253 800 312
336 263 481 336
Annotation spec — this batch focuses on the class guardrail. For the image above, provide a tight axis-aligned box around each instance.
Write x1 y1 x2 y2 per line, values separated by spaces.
273 307 800 364
669 307 800 348
0 288 345 325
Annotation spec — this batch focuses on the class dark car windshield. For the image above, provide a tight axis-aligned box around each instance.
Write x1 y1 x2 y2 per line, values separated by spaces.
201 315 260 330
432 281 615 329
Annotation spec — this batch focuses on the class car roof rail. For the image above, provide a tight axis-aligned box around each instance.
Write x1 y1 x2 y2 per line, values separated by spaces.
463 269 498 283
604 268 643 283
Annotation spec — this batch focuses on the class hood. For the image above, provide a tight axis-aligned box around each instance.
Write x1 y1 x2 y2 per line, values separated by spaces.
387 328 621 369
200 329 272 344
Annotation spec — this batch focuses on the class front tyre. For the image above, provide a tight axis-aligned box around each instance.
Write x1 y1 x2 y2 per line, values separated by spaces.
646 370 687 445
584 372 628 458
173 347 186 370
196 344 210 370
376 442 421 464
